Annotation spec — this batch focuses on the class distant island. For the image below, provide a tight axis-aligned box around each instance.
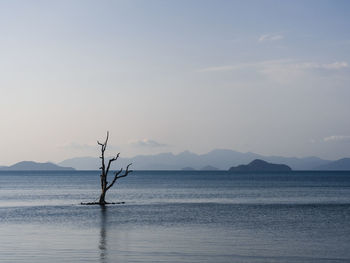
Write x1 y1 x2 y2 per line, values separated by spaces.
229 159 292 172
0 161 75 171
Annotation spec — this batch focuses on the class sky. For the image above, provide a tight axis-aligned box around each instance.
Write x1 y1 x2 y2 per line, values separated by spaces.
1 0 350 165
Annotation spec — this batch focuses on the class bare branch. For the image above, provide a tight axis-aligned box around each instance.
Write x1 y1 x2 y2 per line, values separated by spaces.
97 131 109 147
104 131 109 146
105 153 120 177
97 131 110 178
115 163 133 180
106 168 123 190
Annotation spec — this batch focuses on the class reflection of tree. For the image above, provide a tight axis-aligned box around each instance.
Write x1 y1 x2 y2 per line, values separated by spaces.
99 206 108 263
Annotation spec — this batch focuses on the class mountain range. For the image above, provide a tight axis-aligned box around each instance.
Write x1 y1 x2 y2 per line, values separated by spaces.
57 149 350 171
1 150 349 171
316 158 350 171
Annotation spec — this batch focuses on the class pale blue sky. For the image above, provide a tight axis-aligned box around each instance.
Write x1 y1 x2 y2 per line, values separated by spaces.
1 0 350 164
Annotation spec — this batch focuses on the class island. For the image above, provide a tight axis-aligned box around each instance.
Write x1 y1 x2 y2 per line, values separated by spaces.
0 161 75 171
229 159 292 172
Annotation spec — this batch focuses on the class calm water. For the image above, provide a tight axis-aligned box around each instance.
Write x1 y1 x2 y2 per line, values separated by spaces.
0 170 350 262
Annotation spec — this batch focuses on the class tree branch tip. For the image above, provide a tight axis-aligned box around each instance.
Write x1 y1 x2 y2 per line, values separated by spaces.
115 168 123 175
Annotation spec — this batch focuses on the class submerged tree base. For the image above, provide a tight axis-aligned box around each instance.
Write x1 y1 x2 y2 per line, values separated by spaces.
80 201 125 205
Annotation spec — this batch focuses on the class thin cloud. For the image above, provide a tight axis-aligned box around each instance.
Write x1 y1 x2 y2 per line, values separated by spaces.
258 33 284 43
259 60 348 82
295 61 348 70
323 135 350 142
196 60 289 73
197 60 348 78
129 139 168 148
257 60 348 71
197 65 242 72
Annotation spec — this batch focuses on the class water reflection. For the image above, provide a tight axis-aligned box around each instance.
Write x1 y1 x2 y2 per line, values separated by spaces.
99 206 108 263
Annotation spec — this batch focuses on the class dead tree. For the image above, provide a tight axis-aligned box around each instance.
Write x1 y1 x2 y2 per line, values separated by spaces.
97 131 132 205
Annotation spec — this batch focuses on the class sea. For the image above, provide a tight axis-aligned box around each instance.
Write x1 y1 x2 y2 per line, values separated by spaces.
0 170 349 263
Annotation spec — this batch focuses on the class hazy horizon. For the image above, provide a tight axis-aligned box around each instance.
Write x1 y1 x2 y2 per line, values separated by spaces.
1 0 350 165
0 147 346 168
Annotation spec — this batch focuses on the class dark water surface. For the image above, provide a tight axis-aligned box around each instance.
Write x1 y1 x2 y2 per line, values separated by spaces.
0 171 350 262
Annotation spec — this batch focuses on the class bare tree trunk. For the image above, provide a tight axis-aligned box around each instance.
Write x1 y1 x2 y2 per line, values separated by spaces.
96 131 132 206
99 190 107 205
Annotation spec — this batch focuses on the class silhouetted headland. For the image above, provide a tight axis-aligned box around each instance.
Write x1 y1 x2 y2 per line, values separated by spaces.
229 159 292 172
0 161 74 171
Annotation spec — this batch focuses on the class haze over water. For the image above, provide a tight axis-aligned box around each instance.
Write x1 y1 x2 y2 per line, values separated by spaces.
1 170 350 262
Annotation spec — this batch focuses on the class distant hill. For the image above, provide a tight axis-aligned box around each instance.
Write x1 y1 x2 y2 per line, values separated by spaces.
315 158 350 170
58 149 330 170
0 161 74 171
229 159 292 172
